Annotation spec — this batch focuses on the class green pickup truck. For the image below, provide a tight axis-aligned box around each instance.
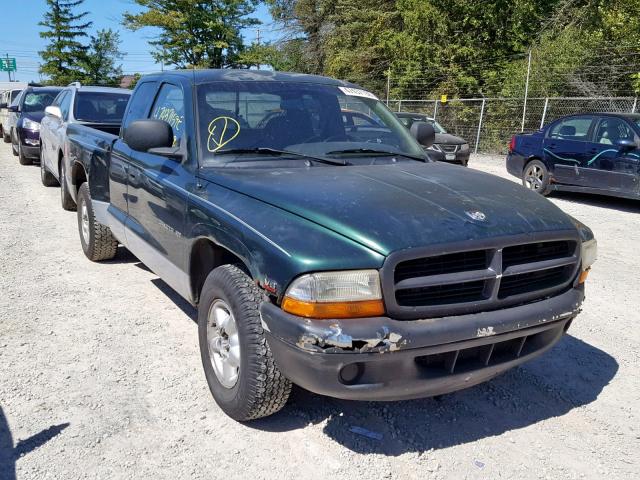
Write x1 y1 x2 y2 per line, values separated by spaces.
65 70 597 421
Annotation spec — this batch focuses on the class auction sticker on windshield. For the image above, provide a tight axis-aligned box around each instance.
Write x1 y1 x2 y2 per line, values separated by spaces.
338 86 378 100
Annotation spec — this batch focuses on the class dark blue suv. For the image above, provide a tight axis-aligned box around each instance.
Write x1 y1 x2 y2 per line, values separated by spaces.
507 113 640 200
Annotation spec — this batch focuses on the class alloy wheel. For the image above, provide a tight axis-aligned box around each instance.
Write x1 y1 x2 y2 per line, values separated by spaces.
206 299 241 389
524 164 544 190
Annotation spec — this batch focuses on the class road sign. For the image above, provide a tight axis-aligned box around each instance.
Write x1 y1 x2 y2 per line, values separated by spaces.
440 94 448 103
0 58 17 72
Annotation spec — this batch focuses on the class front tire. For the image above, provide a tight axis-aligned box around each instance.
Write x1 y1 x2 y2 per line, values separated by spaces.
18 140 31 165
522 159 551 196
77 183 118 261
1 126 9 143
198 265 291 421
60 160 77 210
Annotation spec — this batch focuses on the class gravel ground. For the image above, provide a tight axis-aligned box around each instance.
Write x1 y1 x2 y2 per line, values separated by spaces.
1 147 638 480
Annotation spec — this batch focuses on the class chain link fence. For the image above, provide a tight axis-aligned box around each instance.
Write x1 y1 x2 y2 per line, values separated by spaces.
388 96 638 154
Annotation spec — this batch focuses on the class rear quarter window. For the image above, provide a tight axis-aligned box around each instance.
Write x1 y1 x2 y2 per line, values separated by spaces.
549 117 593 141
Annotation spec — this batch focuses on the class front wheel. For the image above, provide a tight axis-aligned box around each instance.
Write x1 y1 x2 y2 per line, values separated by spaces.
18 141 31 165
77 183 118 261
522 159 551 196
198 265 291 421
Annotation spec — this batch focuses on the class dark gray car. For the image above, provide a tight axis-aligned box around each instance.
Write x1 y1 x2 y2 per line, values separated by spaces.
396 112 471 166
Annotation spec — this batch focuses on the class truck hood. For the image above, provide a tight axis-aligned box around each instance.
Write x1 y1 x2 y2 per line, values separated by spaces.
198 162 576 256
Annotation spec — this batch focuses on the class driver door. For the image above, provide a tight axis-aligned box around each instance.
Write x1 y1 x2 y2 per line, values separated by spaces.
124 82 192 298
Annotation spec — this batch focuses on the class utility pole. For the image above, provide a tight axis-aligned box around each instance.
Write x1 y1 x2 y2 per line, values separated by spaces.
521 49 532 132
385 68 391 106
255 28 262 70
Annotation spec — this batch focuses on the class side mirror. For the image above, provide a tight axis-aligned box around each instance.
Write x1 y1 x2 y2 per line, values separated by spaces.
45 105 62 119
8 105 18 113
410 121 436 148
615 138 636 152
124 119 174 154
0 102 6 109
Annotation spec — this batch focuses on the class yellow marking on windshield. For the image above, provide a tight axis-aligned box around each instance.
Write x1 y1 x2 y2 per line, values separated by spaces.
207 116 241 152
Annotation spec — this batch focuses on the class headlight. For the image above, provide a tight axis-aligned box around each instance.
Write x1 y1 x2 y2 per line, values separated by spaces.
282 270 384 319
427 144 441 152
23 118 40 131
581 238 597 271
459 143 470 152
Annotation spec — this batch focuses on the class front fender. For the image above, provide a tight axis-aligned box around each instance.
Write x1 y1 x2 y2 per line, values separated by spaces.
187 180 385 302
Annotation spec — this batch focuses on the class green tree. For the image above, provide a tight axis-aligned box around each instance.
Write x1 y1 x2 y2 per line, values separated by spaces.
39 0 92 85
123 0 260 69
80 29 125 86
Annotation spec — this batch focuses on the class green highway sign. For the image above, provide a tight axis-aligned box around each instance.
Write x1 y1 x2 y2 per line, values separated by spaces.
0 58 17 72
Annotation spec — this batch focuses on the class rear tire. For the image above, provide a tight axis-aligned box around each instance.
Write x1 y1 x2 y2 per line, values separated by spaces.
77 183 118 261
1 126 8 143
60 160 77 210
522 159 551 196
198 264 291 421
40 153 58 187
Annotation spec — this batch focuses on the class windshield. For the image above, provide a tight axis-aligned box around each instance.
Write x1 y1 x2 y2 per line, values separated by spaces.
196 81 426 165
22 91 59 113
10 90 21 102
74 91 131 123
397 114 447 134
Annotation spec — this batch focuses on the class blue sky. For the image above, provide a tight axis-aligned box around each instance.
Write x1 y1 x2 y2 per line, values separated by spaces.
0 0 278 83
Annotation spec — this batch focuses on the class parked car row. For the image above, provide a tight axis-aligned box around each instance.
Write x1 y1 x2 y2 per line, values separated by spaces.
5 70 597 423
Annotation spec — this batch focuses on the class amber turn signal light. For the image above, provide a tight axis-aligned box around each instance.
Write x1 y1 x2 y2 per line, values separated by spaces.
578 268 590 284
281 297 385 319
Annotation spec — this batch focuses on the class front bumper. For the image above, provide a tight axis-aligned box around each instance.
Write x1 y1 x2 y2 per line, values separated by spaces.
18 128 41 158
260 286 583 401
426 147 470 165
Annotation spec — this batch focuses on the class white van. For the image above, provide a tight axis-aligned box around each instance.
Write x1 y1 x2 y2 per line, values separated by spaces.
0 88 23 142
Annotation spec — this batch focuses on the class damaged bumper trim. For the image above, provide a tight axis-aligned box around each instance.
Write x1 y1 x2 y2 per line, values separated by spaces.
259 287 583 401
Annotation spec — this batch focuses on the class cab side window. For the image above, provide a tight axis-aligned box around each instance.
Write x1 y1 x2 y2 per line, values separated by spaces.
122 81 158 132
150 84 185 145
594 118 635 145
549 117 593 141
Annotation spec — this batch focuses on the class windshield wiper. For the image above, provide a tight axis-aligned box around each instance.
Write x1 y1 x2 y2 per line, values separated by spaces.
326 148 427 162
215 147 346 166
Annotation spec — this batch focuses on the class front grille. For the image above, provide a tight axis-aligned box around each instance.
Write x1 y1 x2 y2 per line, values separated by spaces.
503 240 573 268
396 280 486 307
384 236 580 319
439 144 459 153
499 265 571 299
395 250 488 282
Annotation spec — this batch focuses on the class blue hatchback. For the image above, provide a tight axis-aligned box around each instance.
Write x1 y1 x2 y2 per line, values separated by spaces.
507 113 640 200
